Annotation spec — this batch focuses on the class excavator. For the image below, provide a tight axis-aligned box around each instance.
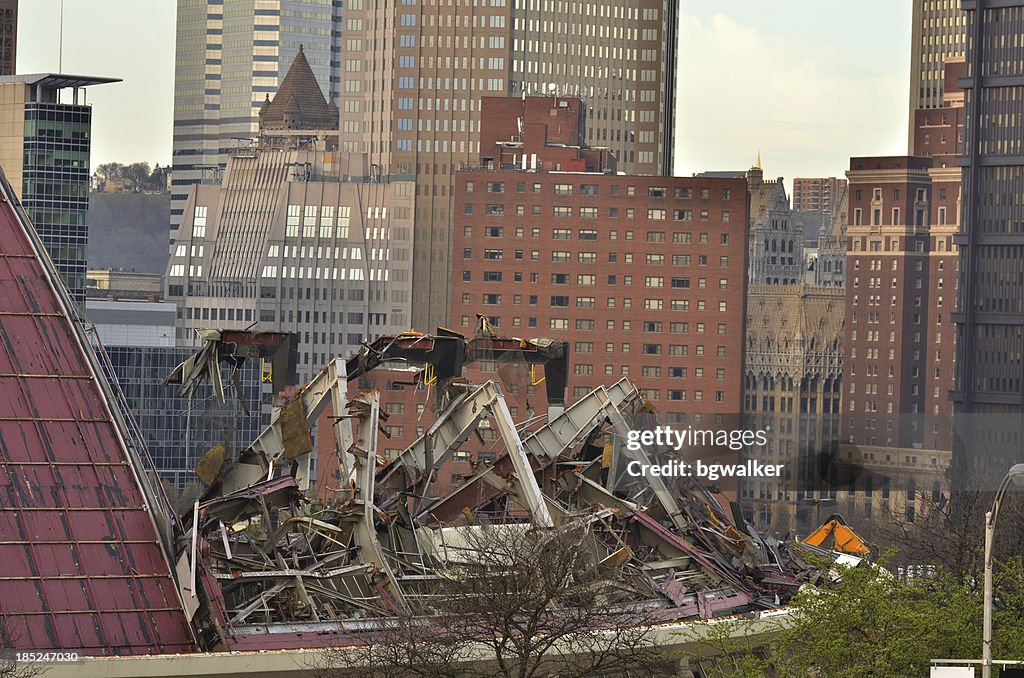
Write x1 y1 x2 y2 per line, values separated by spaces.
801 513 871 556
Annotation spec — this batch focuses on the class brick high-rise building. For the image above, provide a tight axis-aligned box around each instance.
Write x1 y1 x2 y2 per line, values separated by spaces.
952 0 1024 483
339 0 679 328
450 96 748 426
171 0 342 230
842 155 959 459
908 0 966 153
792 177 847 216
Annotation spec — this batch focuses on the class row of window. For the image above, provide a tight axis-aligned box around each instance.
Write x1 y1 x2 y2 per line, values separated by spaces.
466 180 731 201
458 312 733 346
466 203 728 222
474 293 731 314
464 249 728 267
466 225 730 244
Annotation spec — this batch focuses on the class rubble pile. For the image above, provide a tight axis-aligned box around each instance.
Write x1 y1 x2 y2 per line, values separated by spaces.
171 331 819 651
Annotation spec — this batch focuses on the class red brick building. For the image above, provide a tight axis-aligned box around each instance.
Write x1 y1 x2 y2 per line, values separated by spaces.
841 155 959 504
792 176 847 216
450 96 750 427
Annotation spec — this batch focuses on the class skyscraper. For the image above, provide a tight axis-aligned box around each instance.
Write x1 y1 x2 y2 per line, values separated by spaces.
952 0 1024 482
338 0 679 328
171 0 342 229
908 0 966 152
0 0 16 76
0 74 120 302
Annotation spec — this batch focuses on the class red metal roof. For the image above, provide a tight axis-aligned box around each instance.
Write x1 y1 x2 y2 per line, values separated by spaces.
0 173 195 655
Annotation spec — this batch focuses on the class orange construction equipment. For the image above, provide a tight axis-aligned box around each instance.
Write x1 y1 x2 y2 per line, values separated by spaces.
801 514 871 555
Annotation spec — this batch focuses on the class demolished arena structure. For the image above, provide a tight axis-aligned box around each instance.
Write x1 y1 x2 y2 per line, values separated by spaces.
171 326 823 653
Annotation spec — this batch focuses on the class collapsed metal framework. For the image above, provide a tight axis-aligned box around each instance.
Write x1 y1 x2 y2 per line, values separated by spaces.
172 329 818 652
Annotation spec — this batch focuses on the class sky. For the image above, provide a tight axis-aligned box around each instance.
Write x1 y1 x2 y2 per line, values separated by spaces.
18 1 912 186
675 1 912 184
18 0 176 169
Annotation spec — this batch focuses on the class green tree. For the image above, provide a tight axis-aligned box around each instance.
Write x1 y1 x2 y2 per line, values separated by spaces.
124 162 151 191
764 554 1024 677
94 162 124 181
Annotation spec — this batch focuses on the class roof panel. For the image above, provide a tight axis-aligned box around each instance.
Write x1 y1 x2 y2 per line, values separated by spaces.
0 170 195 656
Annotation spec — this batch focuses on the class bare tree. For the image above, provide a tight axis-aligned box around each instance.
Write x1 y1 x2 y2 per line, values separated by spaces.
317 522 669 678
0 621 48 678
873 460 1024 586
313 606 472 678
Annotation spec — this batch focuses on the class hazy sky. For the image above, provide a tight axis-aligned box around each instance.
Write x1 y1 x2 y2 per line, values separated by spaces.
18 1 911 185
675 1 913 184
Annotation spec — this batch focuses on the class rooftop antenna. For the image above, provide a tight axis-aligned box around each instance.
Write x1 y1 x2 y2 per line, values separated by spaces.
58 0 64 72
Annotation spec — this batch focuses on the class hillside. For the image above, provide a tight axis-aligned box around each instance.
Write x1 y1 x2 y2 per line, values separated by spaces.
87 192 170 273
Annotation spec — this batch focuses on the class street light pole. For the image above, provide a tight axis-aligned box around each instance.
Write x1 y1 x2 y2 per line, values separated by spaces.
983 508 995 678
981 463 1024 678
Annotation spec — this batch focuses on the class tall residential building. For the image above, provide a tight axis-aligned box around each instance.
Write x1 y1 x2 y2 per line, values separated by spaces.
792 176 847 216
171 0 342 229
339 0 678 328
0 1 16 75
450 96 749 427
952 0 1024 484
0 74 119 302
167 53 414 386
908 0 966 152
842 155 959 461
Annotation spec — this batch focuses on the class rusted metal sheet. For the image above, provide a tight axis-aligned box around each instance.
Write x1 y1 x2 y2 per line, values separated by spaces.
0 171 195 656
279 395 312 461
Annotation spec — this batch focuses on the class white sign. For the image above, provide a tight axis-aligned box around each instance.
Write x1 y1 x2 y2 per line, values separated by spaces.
931 667 975 678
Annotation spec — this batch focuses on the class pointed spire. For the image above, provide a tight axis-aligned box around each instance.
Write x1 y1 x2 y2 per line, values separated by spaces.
258 47 337 131
756 149 762 169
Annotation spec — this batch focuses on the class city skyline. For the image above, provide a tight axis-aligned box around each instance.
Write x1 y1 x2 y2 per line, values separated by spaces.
18 1 910 189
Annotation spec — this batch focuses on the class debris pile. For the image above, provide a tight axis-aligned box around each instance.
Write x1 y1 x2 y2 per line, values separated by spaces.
173 330 818 651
